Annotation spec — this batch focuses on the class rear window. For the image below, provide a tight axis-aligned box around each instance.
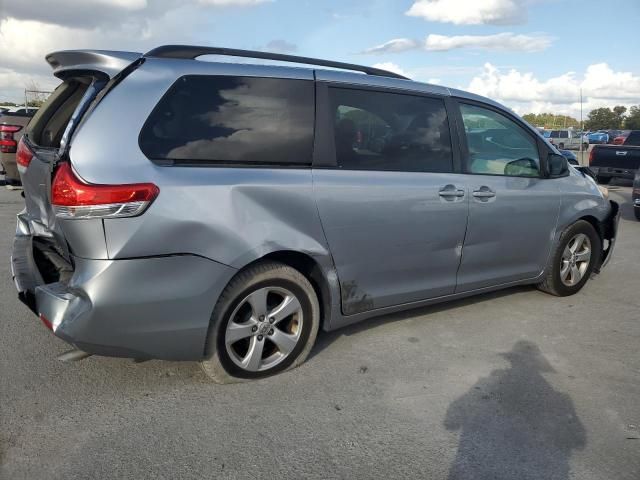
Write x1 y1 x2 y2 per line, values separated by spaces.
550 131 570 139
27 79 91 148
139 75 315 166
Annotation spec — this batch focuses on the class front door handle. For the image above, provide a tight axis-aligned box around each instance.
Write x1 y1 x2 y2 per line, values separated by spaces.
472 187 496 199
439 185 465 198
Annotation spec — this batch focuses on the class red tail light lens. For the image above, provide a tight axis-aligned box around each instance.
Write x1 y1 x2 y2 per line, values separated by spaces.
0 125 22 153
16 138 34 167
0 139 17 153
588 148 594 165
52 163 159 219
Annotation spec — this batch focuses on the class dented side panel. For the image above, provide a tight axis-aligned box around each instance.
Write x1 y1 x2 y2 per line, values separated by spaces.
102 168 331 267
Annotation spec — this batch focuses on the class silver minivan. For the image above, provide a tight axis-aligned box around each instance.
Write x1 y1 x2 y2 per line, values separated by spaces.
11 46 619 383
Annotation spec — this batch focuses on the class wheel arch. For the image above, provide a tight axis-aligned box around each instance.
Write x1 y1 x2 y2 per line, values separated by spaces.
576 215 603 239
227 250 336 333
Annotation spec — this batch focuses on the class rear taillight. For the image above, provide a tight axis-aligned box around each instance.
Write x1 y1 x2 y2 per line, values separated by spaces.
0 124 22 153
588 148 594 165
16 137 34 168
52 162 159 219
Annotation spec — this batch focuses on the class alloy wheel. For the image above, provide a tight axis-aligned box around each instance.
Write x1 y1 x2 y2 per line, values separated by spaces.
224 287 303 372
560 233 591 287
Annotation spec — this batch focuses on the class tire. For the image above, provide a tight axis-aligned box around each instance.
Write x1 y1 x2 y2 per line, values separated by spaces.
635 207 640 221
597 175 611 185
558 143 565 149
582 143 589 150
200 261 320 383
537 220 601 297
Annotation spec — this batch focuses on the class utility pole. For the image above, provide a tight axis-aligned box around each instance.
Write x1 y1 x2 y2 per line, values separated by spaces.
579 88 584 164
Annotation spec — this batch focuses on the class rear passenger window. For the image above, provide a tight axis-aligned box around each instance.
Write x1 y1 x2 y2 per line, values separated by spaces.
328 88 453 173
460 104 540 177
139 76 314 165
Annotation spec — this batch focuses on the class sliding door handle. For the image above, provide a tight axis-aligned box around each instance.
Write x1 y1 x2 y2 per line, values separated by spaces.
439 185 465 198
472 190 496 198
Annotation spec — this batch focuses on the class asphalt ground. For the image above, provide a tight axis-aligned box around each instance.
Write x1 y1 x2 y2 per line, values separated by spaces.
1 181 638 479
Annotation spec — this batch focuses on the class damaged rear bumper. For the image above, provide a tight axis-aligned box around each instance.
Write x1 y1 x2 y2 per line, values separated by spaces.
11 212 237 361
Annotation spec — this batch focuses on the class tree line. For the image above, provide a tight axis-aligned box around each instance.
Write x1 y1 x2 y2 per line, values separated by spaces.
523 105 640 131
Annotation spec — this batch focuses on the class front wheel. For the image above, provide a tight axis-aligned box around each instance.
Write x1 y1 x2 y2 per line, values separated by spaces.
538 220 601 296
200 261 320 383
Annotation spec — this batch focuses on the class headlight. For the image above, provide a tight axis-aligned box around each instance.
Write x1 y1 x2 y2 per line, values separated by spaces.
598 185 609 198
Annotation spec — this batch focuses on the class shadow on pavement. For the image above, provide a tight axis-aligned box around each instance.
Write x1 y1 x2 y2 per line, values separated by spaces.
444 340 586 480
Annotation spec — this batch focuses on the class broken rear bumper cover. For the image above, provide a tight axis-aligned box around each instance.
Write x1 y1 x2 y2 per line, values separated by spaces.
11 213 237 361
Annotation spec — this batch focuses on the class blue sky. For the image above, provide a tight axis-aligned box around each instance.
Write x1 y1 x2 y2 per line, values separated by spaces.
1 0 639 117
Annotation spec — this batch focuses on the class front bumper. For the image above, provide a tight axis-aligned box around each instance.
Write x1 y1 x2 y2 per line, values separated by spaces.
12 214 237 360
597 200 620 271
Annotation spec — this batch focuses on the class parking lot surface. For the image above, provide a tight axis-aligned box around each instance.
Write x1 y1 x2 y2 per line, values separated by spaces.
1 182 639 480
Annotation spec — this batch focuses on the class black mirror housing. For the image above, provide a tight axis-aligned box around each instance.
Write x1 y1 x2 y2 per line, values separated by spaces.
548 153 569 177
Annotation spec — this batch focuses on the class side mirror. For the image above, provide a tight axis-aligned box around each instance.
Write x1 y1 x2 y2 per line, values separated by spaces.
548 153 569 177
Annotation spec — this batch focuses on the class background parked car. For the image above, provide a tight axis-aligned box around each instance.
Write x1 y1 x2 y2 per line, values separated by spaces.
588 131 609 144
589 130 640 184
605 130 623 144
2 106 38 117
0 107 38 188
613 130 631 145
544 129 584 149
633 172 640 220
559 149 578 165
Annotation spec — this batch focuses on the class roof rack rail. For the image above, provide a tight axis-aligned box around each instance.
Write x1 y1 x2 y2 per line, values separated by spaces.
143 45 410 80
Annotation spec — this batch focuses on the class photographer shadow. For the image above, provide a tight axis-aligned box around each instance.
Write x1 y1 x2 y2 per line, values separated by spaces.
444 341 586 480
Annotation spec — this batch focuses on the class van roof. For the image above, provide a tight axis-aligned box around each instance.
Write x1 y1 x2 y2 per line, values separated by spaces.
44 45 508 112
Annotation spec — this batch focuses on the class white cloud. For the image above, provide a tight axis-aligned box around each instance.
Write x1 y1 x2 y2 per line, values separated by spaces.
372 62 409 77
466 63 640 118
363 38 421 54
406 0 524 25
406 0 526 25
425 33 552 52
0 0 270 102
363 33 552 55
197 0 271 4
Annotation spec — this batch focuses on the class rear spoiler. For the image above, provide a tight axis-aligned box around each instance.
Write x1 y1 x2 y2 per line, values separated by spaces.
45 50 142 79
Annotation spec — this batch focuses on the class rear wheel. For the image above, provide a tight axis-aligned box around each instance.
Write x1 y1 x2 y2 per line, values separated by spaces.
558 142 565 149
200 261 320 383
597 175 611 185
538 220 601 296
